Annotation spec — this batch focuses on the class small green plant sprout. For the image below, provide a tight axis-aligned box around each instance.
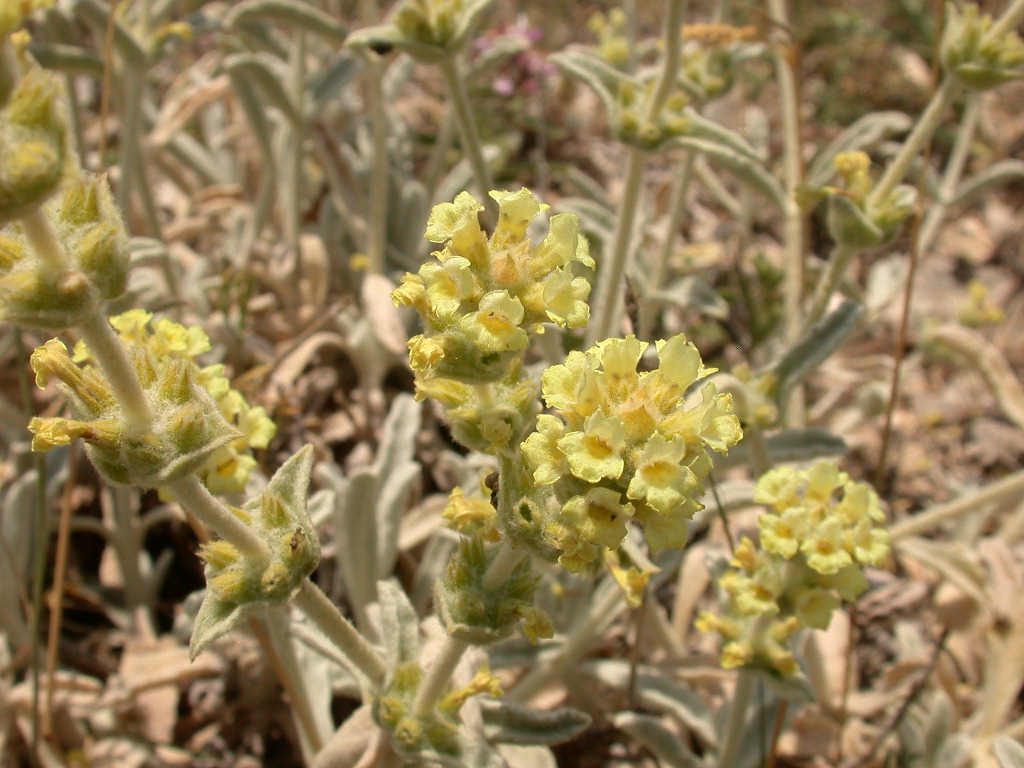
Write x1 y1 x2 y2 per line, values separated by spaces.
698 461 890 676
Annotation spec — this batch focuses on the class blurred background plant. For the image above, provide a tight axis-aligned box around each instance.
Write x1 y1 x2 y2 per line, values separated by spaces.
0 0 1023 767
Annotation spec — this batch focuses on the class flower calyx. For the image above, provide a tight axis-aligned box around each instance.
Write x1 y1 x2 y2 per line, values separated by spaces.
820 151 916 251
0 53 73 227
941 3 1024 90
436 536 548 645
0 175 129 331
190 446 321 659
346 0 495 63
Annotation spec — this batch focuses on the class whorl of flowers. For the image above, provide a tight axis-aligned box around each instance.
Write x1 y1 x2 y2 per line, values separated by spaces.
392 188 593 389
517 334 741 572
69 310 276 493
697 461 890 676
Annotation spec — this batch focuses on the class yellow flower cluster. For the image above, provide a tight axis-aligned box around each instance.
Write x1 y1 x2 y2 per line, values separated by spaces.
519 334 741 572
74 310 276 493
698 461 889 676
393 188 593 388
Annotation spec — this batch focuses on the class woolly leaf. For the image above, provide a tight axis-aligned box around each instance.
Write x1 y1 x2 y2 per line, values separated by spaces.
480 700 591 746
771 300 863 407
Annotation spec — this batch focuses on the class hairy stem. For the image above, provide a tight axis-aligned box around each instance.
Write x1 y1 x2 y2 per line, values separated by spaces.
293 580 389 688
413 635 471 718
866 77 959 212
164 475 268 565
716 668 757 768
438 55 494 220
585 146 646 345
364 55 390 273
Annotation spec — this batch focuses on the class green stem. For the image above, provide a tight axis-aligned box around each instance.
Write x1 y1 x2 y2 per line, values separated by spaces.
587 0 689 346
164 475 267 564
482 539 526 593
585 146 646 345
293 579 388 688
285 31 307 293
412 635 470 718
19 208 69 272
918 94 981 254
767 0 807 429
642 0 688 123
866 77 960 213
986 0 1024 43
507 577 626 703
109 485 157 641
716 668 757 768
119 74 162 238
260 607 327 756
438 55 494 219
363 55 389 273
638 151 695 340
76 310 153 428
802 243 856 333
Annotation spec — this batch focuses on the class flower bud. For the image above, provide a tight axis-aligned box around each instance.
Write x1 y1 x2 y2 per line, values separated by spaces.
941 3 1024 90
0 64 70 225
189 447 321 659
436 536 540 645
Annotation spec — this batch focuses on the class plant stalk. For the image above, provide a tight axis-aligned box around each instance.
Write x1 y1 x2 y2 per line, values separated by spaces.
412 635 471 718
716 668 757 768
866 77 959 213
438 55 494 219
293 580 389 688
585 146 646 345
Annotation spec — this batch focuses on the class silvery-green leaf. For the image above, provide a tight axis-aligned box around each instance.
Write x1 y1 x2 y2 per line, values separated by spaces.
936 734 971 768
634 676 717 746
309 55 361 115
613 712 704 768
648 276 730 320
683 109 764 161
445 0 496 54
189 447 320 659
549 48 630 121
826 194 884 249
345 25 440 62
770 300 863 407
948 159 1024 207
667 136 786 207
335 468 380 630
26 43 103 75
224 53 301 125
994 736 1024 768
190 588 257 659
806 111 913 188
480 700 591 746
73 0 148 68
581 660 715 746
716 428 847 470
377 579 420 667
224 0 348 45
